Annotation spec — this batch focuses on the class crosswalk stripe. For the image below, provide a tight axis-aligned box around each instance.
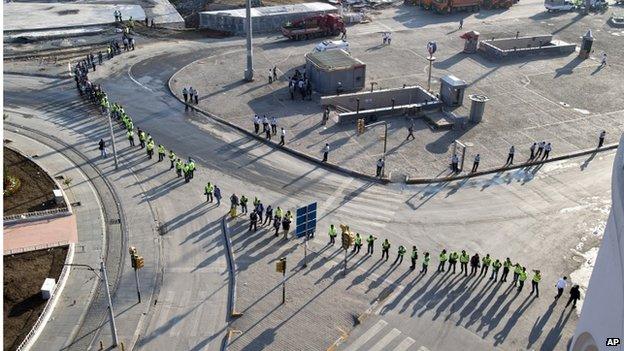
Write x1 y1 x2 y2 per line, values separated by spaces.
338 202 397 217
394 337 416 351
369 328 402 351
344 319 388 351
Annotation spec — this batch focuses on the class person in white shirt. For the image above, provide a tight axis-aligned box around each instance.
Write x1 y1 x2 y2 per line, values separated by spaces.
554 276 567 300
451 154 459 173
472 154 480 173
506 145 515 165
279 128 286 146
542 142 552 160
271 117 277 135
253 115 260 134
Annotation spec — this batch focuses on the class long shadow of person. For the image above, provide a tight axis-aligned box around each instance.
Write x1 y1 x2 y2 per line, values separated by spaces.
492 294 537 346
527 301 557 348
540 307 575 351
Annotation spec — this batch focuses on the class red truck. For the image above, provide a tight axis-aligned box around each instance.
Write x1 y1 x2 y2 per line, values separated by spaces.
281 14 345 40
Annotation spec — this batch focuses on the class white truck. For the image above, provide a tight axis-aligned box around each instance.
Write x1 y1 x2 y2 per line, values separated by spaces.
544 0 575 11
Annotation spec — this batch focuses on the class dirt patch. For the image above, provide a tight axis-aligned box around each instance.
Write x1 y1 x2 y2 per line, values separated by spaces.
3 147 62 216
3 246 69 351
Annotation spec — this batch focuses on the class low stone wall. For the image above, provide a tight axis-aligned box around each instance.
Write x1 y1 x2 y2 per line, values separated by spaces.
479 36 577 60
321 85 438 111
337 100 442 124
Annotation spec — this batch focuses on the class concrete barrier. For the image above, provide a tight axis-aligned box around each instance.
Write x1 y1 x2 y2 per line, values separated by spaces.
479 36 577 60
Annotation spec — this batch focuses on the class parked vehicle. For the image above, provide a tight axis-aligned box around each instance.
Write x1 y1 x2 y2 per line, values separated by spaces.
313 39 350 52
281 14 345 40
545 0 576 11
432 0 481 13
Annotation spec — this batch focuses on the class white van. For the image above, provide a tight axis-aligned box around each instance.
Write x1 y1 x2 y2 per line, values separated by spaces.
545 0 575 11
314 40 350 53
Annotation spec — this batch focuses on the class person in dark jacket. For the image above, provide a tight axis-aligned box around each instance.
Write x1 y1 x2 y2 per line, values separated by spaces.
98 139 107 158
470 253 480 276
565 285 581 308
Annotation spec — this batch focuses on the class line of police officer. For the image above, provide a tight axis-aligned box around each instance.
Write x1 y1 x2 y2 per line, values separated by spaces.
327 224 543 297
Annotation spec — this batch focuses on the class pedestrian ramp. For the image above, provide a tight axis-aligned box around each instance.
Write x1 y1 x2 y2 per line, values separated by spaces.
342 319 426 351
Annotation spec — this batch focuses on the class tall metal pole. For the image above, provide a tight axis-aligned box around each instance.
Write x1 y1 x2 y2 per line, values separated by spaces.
281 259 286 304
134 268 141 303
427 56 436 92
343 249 347 276
303 234 308 268
107 110 119 169
382 122 387 177
100 261 119 347
244 0 254 82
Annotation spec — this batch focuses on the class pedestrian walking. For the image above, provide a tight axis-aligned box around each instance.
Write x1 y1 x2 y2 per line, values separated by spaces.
410 246 419 270
240 195 248 214
421 252 430 274
282 211 292 235
516 31 520 39
529 142 537 160
554 276 567 300
269 68 274 83
188 87 195 105
279 128 286 146
472 154 480 173
480 254 491 277
262 205 272 225
183 87 188 103
536 141 545 158
273 215 281 236
127 130 135 146
262 115 269 134
517 267 528 291
249 210 258 232
470 253 480 276
460 250 469 276
506 145 515 165
542 142 552 160
352 233 362 254
98 139 107 158
598 130 606 148
271 116 278 135
491 259 502 281
530 270 541 297
451 154 459 173
194 89 199 104
381 239 390 261
382 32 387 45
253 115 260 134
501 257 512 282
459 18 463 29
322 143 330 162
328 224 337 245
376 158 385 177
204 182 214 202
188 158 196 179
437 249 448 272
98 51 103 65
387 32 392 45
406 122 415 140
565 285 581 308
265 128 271 141
255 201 264 223
601 53 607 66
139 130 146 148
272 66 277 81
393 245 406 265
214 185 222 206
367 235 377 254
448 251 458 274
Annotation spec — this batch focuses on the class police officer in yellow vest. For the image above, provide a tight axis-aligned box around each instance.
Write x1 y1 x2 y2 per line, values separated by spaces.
146 140 154 159
421 252 430 274
328 224 337 245
168 150 176 169
381 239 390 261
438 249 448 272
352 233 362 254
491 258 502 281
460 250 469 276
517 267 528 291
204 182 214 203
139 130 146 148
175 158 183 177
393 245 406 265
127 129 135 146
366 235 377 255
480 254 492 277
188 158 196 179
513 263 523 285
501 257 512 282
183 162 190 183
530 270 541 297
157 144 166 162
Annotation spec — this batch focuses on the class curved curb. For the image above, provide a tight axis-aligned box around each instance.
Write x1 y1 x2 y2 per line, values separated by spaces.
167 62 388 185
167 56 619 185
406 143 619 184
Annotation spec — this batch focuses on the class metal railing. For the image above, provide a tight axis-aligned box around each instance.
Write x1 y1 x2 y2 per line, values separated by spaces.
4 241 70 256
3 206 70 223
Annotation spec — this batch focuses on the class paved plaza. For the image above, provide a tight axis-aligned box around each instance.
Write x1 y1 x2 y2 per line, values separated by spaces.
171 9 624 179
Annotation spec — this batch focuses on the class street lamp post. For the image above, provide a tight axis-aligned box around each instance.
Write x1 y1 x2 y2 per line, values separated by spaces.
244 0 254 81
427 56 436 92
